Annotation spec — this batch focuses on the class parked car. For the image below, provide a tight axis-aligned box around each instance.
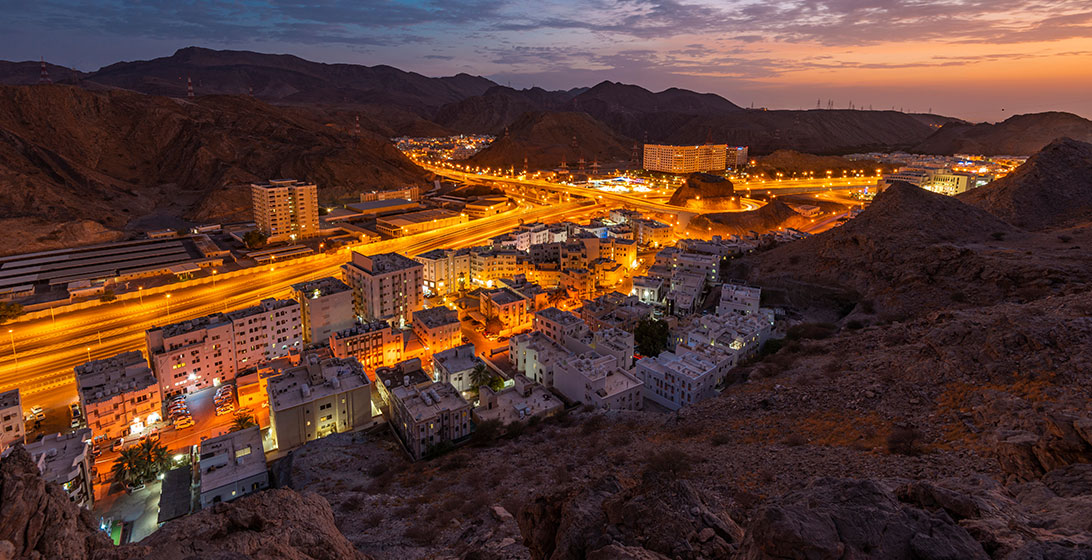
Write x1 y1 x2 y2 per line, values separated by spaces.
111 438 124 451
126 483 145 494
69 403 82 418
70 418 81 429
30 406 45 421
174 416 195 429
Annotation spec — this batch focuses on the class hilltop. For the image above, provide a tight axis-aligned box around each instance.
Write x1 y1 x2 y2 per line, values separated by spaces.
689 198 809 237
669 172 741 210
753 150 891 179
914 112 1092 155
468 111 633 170
433 86 580 134
959 137 1092 230
0 84 426 255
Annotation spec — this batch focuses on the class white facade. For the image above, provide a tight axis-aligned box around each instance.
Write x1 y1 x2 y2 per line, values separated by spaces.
432 343 480 393
198 426 269 508
0 389 24 451
717 283 762 316
555 352 643 411
415 248 470 296
342 252 424 326
635 349 730 411
251 180 319 242
291 277 355 346
24 429 94 508
76 351 163 443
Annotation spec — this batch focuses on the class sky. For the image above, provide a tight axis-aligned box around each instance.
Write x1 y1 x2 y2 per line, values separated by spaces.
3 0 1092 122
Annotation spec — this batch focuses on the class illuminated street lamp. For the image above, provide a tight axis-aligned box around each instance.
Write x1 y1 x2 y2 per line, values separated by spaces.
86 347 91 362
137 286 144 305
7 329 16 368
165 294 172 320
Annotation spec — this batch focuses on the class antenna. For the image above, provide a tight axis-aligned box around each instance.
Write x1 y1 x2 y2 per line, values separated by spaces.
355 115 361 135
39 57 51 84
187 74 195 98
248 85 254 96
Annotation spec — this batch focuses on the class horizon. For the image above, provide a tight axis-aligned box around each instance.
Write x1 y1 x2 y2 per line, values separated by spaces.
3 1 1092 122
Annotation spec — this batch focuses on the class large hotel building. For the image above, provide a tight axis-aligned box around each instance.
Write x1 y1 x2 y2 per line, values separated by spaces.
643 144 748 174
251 180 319 242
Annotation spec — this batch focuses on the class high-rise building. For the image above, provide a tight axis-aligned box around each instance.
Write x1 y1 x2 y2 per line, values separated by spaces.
342 252 423 326
643 144 727 174
145 298 302 397
415 248 471 296
251 180 319 243
75 351 162 444
290 277 355 346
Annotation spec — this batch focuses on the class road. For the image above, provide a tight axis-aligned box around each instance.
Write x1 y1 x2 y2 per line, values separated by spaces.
0 199 604 417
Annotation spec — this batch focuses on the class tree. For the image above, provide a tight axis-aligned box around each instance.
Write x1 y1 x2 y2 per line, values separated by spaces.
634 317 670 357
112 447 148 487
0 302 24 324
99 289 117 303
232 415 257 432
469 363 492 390
243 230 267 249
488 376 505 392
138 439 171 474
547 289 567 305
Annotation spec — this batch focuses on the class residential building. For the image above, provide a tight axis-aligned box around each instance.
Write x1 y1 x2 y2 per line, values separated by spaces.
470 247 526 286
555 352 643 411
146 298 302 397
360 186 420 202
374 359 433 408
412 306 461 355
329 321 404 373
75 351 162 444
510 222 551 251
560 268 595 299
633 219 673 247
23 429 94 508
730 146 749 168
376 208 467 237
631 276 665 305
197 426 269 508
415 248 470 296
479 287 532 336
0 389 24 452
644 144 728 174
534 307 588 344
677 311 774 359
266 353 374 451
342 252 423 327
389 381 471 460
475 375 562 424
635 349 729 411
509 331 569 387
251 180 319 242
432 343 480 393
580 293 654 332
291 277 355 346
717 283 762 316
496 275 549 311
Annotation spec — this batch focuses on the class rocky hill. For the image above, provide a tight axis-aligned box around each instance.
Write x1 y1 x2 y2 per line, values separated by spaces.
914 112 1092 155
0 84 426 255
740 181 1092 318
689 198 809 237
433 86 579 134
669 172 741 210
753 150 892 179
958 138 1092 230
468 111 633 170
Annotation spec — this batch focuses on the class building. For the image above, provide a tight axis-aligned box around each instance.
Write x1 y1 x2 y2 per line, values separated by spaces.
75 351 162 444
374 359 433 408
533 307 588 344
580 293 654 332
412 306 461 356
555 352 643 411
475 375 562 424
643 144 728 174
470 248 526 287
361 186 420 202
291 277 355 346
376 209 467 238
479 287 532 336
329 321 404 373
342 252 423 327
197 426 269 508
717 284 761 316
431 343 480 393
633 219 673 247
251 180 319 242
0 389 24 452
631 276 665 305
730 146 749 168
678 311 774 359
415 248 471 296
634 349 729 411
464 197 508 218
509 331 569 387
267 354 374 451
23 429 94 508
389 381 471 460
924 171 977 196
146 299 302 397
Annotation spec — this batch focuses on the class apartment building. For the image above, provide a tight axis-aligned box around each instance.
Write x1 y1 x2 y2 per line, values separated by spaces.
415 248 470 296
717 283 762 316
0 389 24 451
412 306 461 355
432 343 480 393
635 349 729 411
580 293 655 332
24 428 94 508
533 307 588 344
509 331 569 387
730 146 749 168
251 180 319 242
374 359 433 408
267 353 374 451
631 276 665 305
329 321 404 373
389 381 471 460
555 352 643 411
475 375 562 424
291 277 355 346
376 208 467 237
469 247 527 286
643 144 728 174
146 298 302 397
633 219 673 247
678 311 774 359
342 252 423 327
75 351 162 443
480 287 532 336
197 426 269 508
361 186 420 202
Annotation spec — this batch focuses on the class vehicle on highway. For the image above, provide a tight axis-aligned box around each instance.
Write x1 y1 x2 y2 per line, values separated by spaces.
126 483 145 494
174 416 195 429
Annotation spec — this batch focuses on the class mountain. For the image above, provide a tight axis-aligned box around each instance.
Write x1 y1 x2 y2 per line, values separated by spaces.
669 172 741 210
914 112 1092 155
76 47 496 115
753 150 892 179
958 137 1092 230
0 60 87 85
689 197 809 236
432 85 579 134
0 84 426 255
468 111 634 170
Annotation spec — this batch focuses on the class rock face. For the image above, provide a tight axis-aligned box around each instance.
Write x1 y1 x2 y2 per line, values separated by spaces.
669 173 741 210
688 198 807 236
915 112 1092 155
959 138 1092 230
753 150 889 178
434 86 578 134
0 445 367 560
468 111 633 170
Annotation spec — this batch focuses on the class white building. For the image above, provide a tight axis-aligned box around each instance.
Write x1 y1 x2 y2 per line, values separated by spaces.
533 307 588 344
475 375 562 424
291 277 355 346
267 353 374 452
75 351 162 444
412 306 462 356
415 248 470 296
329 321 404 373
509 331 569 387
198 426 269 508
634 349 730 411
643 144 728 174
146 299 302 397
677 311 774 359
632 219 673 247
389 381 471 460
342 252 423 327
0 389 24 452
555 352 643 411
251 180 319 242
631 276 665 305
432 343 480 394
717 283 762 316
23 429 94 508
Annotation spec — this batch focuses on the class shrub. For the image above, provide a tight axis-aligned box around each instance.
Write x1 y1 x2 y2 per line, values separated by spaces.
783 433 807 447
403 523 435 545
471 419 503 446
990 231 1006 241
845 320 863 330
950 291 967 303
786 322 838 341
581 414 606 435
644 448 692 479
887 424 923 456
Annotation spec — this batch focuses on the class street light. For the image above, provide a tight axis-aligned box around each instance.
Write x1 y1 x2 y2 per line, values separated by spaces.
165 294 172 320
138 286 144 305
7 329 17 368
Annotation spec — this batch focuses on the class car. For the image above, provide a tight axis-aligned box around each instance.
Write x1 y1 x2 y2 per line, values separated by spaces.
111 438 124 452
70 418 82 429
174 416 195 429
461 335 470 344
69 403 82 418
126 483 145 494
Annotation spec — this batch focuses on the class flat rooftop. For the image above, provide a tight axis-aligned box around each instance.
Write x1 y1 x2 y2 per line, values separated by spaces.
487 288 526 306
153 298 297 340
75 351 157 405
0 388 19 410
198 426 267 492
291 276 351 297
377 208 462 228
333 320 397 339
414 306 459 329
536 307 583 326
433 344 478 373
267 354 369 411
392 381 468 421
638 350 718 381
24 428 91 483
475 379 561 424
346 199 418 213
251 179 314 189
349 252 421 274
376 360 432 390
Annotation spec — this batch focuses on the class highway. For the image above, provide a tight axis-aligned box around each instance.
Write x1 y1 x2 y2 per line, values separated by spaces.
0 199 603 417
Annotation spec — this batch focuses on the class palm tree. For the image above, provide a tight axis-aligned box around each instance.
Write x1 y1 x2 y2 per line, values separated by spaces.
232 415 257 432
469 363 492 390
111 447 149 487
138 439 171 474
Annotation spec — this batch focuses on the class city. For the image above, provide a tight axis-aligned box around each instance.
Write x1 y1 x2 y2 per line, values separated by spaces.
2 2 1092 559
